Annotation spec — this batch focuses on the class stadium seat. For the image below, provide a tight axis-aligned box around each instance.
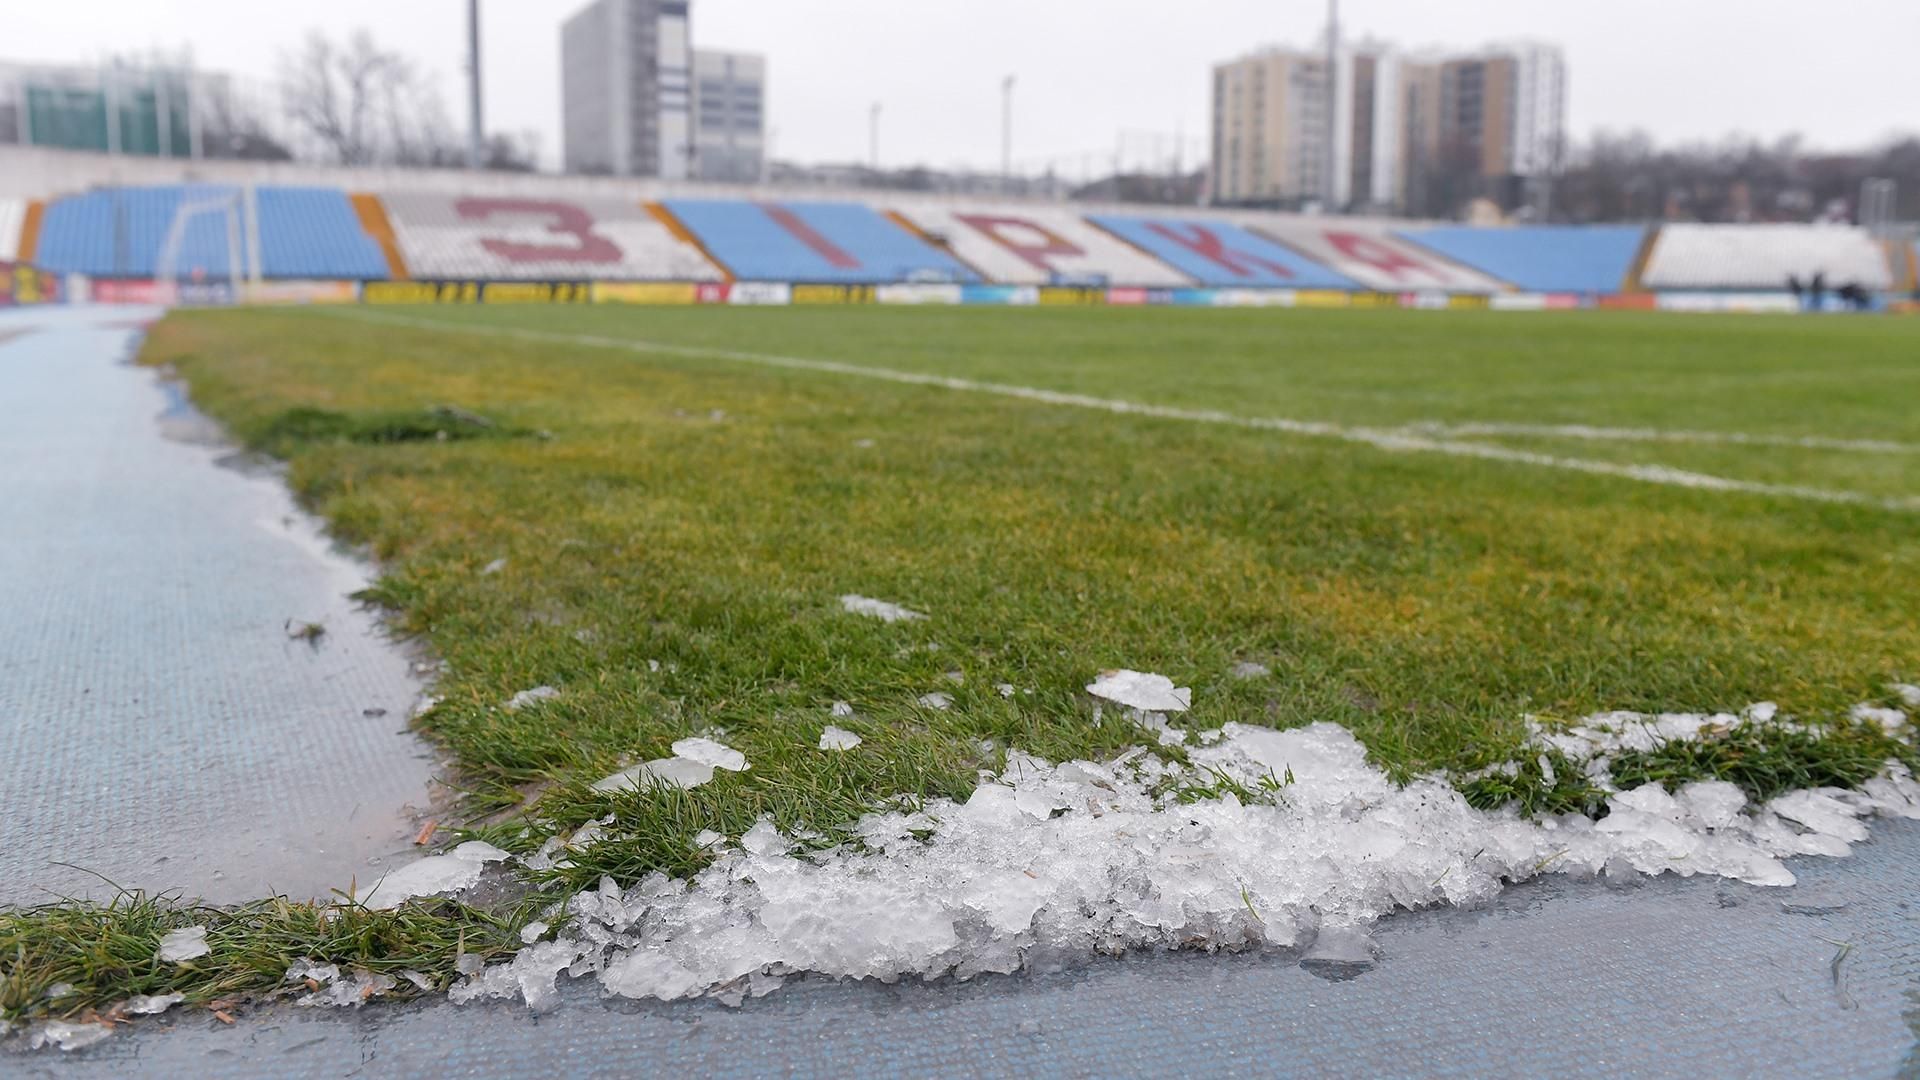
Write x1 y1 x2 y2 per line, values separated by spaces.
1641 224 1894 291
31 185 391 279
1089 214 1356 288
893 206 1191 286
380 192 722 281
254 188 391 279
1398 226 1646 293
1249 220 1507 292
662 200 978 283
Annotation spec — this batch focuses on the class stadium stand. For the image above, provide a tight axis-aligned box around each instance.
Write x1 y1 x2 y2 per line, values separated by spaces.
1088 215 1357 288
0 198 23 261
1640 224 1894 291
380 192 721 281
253 188 392 279
31 185 390 279
663 200 977 283
892 206 1190 286
1398 225 1646 293
1250 221 1508 292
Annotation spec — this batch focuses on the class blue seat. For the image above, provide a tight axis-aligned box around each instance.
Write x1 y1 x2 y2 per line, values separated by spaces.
34 185 388 279
1089 215 1357 288
1399 226 1646 293
663 200 978 283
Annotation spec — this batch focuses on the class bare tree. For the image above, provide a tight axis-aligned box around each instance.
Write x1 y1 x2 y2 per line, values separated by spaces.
280 29 460 167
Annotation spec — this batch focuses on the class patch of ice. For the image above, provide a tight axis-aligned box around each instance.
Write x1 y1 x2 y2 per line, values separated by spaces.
399 969 435 991
830 700 855 718
285 959 398 1007
481 557 508 575
995 683 1016 699
1850 703 1908 734
1086 670 1191 713
412 694 441 719
157 925 210 962
839 595 926 623
1895 684 1920 708
672 737 749 772
122 992 184 1016
593 739 749 794
505 686 559 711
1229 661 1272 680
357 841 512 910
943 670 965 685
28 1021 111 1051
819 726 863 751
520 921 551 944
441 696 1920 1013
918 692 953 710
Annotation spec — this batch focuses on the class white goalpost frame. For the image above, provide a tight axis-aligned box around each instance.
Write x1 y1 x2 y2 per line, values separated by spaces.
156 187 257 303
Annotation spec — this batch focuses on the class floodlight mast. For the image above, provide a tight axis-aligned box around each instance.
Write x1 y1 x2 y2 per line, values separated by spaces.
467 0 484 169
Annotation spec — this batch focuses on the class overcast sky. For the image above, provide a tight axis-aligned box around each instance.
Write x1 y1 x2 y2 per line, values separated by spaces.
13 1 1919 172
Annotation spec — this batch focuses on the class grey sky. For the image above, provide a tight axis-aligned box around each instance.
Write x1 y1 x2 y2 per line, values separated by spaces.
13 1 1919 172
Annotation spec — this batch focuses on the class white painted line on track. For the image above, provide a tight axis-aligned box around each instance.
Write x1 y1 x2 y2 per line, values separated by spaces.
329 308 1920 514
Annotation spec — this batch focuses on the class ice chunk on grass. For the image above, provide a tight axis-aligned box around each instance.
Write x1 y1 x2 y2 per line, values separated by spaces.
505 685 559 711
819 725 863 751
839 594 926 622
157 926 210 962
671 737 749 772
357 841 511 910
830 700 854 717
917 691 953 710
1087 669 1191 713
1850 703 1908 734
28 1020 111 1051
1230 661 1272 679
593 738 748 793
123 992 185 1015
1895 684 1920 708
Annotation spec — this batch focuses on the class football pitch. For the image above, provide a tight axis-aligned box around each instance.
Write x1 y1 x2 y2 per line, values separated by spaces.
150 303 1920 833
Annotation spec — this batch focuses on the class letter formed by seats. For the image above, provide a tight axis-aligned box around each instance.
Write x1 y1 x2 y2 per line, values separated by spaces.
1323 230 1444 284
759 205 862 270
454 199 622 265
955 215 1085 273
1145 223 1298 282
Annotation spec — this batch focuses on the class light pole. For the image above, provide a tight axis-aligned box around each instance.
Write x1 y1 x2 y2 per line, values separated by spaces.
1324 0 1339 210
466 0 484 169
869 101 882 172
1001 75 1015 192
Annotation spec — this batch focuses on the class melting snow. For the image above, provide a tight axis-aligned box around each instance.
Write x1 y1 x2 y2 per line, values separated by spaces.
357 841 512 910
505 686 559 711
819 726 863 751
1087 670 1191 713
122 992 185 1016
1896 684 1920 708
839 595 927 622
157 925 210 962
285 959 398 1007
445 705 1920 1011
27 1021 111 1051
1851 703 1909 734
592 739 750 794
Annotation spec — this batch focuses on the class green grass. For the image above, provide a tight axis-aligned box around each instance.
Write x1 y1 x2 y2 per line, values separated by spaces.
6 303 1918 1024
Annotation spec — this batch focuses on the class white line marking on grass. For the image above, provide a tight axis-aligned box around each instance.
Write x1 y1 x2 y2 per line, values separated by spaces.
1394 421 1920 456
330 309 1920 514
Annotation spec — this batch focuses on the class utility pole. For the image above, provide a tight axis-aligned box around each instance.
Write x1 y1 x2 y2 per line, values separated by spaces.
466 0 484 169
869 101 882 171
1001 75 1015 193
1324 0 1339 211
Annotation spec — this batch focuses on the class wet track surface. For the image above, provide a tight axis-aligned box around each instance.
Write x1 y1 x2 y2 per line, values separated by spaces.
0 306 438 906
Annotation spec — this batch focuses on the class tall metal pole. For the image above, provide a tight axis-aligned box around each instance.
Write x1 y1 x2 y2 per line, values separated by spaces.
1324 0 1339 210
1001 75 1015 192
869 102 881 171
466 0 484 168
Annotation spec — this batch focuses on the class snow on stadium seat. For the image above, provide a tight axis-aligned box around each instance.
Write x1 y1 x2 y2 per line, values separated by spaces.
1398 226 1645 294
1087 214 1355 288
890 206 1190 286
255 188 391 279
662 200 976 283
33 185 243 278
0 198 24 261
1641 224 1893 291
381 192 723 281
1249 220 1506 292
